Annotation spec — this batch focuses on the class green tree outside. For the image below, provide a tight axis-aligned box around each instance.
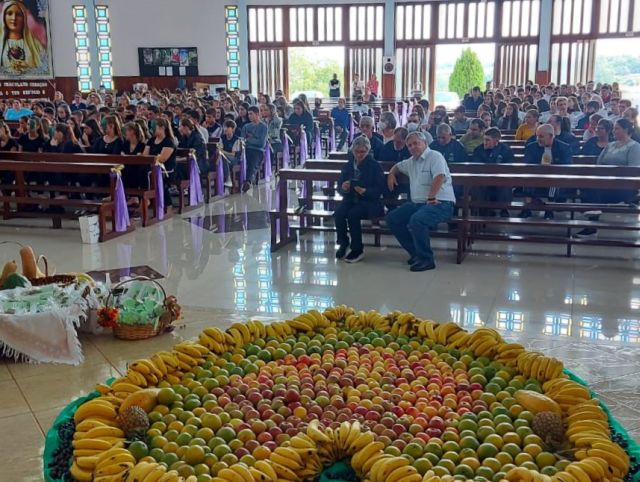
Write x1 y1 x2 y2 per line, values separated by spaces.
448 48 485 98
288 48 342 97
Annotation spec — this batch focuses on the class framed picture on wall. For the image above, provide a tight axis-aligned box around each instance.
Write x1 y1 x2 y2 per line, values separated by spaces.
138 47 199 76
0 0 54 79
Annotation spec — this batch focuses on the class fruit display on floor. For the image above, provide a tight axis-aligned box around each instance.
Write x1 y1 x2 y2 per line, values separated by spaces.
45 308 639 482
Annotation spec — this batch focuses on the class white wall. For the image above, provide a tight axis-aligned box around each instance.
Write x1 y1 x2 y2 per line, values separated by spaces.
48 0 228 77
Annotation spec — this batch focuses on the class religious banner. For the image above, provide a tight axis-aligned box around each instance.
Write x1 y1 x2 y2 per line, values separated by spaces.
0 0 53 79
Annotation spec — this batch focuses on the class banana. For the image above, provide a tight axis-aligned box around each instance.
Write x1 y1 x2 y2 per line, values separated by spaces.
230 463 255 482
352 441 385 471
174 343 202 358
157 470 181 482
498 342 524 353
387 465 421 482
76 455 100 470
203 327 226 343
575 459 604 480
349 430 375 453
270 462 298 480
271 446 303 467
157 351 179 369
72 437 113 451
149 354 168 376
307 420 330 442
94 461 134 477
175 351 199 367
565 464 592 482
290 434 315 449
86 426 125 439
76 419 110 432
74 400 117 423
142 465 168 482
362 453 392 477
125 461 159 481
248 467 272 482
125 369 148 387
227 327 244 346
70 462 93 482
254 460 278 481
97 452 136 470
373 457 410 482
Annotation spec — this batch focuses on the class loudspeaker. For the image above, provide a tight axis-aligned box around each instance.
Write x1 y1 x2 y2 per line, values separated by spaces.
383 56 396 75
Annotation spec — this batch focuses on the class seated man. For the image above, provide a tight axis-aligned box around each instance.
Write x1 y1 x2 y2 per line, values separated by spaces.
351 116 383 160
386 132 456 272
429 124 468 164
220 119 241 188
330 97 350 151
379 127 410 165
352 95 370 117
520 124 573 218
334 136 385 263
451 106 471 134
472 127 515 216
4 99 33 121
463 86 484 112
459 119 485 157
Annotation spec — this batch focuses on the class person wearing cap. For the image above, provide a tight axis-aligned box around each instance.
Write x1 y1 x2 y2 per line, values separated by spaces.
386 131 456 272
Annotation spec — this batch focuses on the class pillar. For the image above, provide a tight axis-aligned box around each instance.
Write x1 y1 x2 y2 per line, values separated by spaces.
536 0 553 85
237 0 250 91
382 0 395 98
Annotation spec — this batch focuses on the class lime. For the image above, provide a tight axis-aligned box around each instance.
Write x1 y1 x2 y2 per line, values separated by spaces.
128 441 149 461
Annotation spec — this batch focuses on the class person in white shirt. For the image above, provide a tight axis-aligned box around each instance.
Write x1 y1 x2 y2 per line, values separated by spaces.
352 95 369 117
351 74 365 98
386 131 456 272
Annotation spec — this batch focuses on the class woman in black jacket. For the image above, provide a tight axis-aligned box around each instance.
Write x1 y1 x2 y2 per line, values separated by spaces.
178 118 208 174
334 135 385 263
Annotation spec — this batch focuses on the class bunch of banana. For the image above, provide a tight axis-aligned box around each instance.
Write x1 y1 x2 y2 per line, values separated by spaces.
122 460 184 482
171 343 206 370
267 445 309 480
350 441 387 478
125 357 167 386
225 322 257 348
505 466 552 482
445 329 471 350
566 400 608 425
494 342 526 366
417 319 439 341
422 473 455 482
514 352 565 382
74 398 118 424
282 433 324 480
542 378 591 410
390 312 418 337
287 310 331 333
465 327 503 358
367 456 421 482
552 459 617 482
323 304 355 323
574 441 630 479
264 320 294 340
345 310 390 331
199 327 231 354
432 322 464 346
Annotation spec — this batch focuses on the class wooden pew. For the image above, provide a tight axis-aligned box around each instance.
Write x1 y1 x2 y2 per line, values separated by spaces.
0 151 165 226
0 160 134 241
175 141 221 213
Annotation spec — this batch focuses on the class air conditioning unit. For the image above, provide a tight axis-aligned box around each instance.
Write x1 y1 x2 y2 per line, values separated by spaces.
383 56 396 75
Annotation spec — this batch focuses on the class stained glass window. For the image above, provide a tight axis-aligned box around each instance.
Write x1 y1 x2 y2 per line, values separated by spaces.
95 6 113 90
72 6 91 92
225 6 240 89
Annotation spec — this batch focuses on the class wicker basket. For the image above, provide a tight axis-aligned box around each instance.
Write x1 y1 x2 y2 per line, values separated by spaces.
105 276 179 341
29 255 76 287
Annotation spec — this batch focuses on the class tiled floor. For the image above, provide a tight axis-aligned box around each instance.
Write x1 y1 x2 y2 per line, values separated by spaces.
1 184 640 480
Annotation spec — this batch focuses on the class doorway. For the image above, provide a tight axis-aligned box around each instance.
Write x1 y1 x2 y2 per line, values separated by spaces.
288 46 345 100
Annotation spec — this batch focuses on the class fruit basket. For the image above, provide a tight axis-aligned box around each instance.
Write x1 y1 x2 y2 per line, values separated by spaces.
97 277 180 340
44 308 640 482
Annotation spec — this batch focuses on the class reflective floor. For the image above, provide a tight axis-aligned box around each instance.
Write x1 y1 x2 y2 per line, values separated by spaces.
1 184 639 480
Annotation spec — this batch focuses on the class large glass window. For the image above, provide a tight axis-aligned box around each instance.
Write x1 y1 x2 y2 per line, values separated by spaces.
72 6 91 92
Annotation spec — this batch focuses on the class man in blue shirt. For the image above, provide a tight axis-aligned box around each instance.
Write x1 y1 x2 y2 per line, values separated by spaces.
429 124 468 164
520 124 573 218
463 87 484 112
241 106 268 192
4 99 33 121
330 97 350 150
386 132 456 272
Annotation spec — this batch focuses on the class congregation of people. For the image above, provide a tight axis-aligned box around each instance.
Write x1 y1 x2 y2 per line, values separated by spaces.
1 78 639 269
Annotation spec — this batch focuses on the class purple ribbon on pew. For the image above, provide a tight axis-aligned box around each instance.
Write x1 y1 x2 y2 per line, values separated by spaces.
282 135 291 169
188 151 204 206
154 164 164 221
314 126 322 159
401 102 408 126
216 153 225 195
349 118 355 143
110 170 130 232
264 145 272 182
240 146 247 184
299 130 308 165
329 125 336 151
